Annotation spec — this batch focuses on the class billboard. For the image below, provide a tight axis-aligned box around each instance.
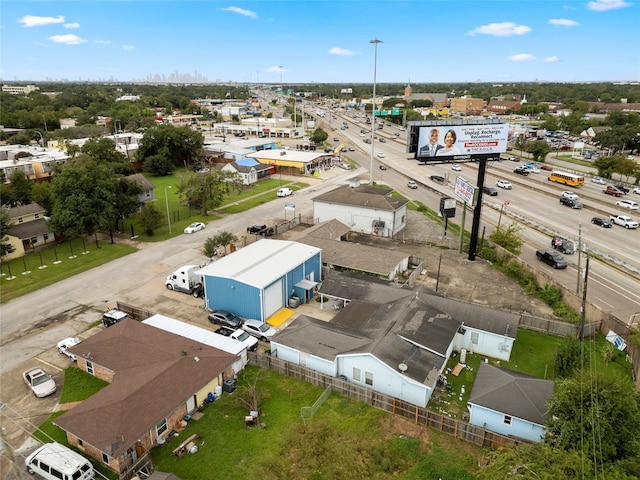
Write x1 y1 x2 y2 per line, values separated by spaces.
409 121 509 163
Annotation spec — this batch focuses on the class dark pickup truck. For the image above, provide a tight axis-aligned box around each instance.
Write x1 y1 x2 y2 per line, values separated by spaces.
247 224 275 236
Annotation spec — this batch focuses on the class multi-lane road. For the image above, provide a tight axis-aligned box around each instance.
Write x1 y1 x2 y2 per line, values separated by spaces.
312 110 640 326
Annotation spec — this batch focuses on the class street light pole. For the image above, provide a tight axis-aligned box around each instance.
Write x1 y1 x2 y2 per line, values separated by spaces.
165 186 172 234
35 131 44 148
370 38 382 185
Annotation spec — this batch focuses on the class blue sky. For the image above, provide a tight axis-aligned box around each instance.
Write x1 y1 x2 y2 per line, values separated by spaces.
2 0 639 84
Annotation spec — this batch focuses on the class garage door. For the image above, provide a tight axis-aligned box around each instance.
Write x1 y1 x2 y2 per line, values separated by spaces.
264 279 284 320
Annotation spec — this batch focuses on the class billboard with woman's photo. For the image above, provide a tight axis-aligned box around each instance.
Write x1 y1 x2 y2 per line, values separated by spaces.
409 121 509 163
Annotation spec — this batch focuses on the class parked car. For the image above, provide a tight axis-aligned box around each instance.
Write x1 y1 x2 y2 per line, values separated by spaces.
551 236 575 254
513 167 529 176
561 191 579 200
103 309 128 327
184 222 205 234
496 180 512 189
603 186 623 197
407 180 418 189
277 187 293 197
247 224 274 236
560 197 583 209
451 164 461 171
57 337 80 362
482 186 498 196
207 310 244 329
242 319 277 342
591 216 612 228
23 368 56 398
616 200 639 210
591 177 606 185
536 250 568 269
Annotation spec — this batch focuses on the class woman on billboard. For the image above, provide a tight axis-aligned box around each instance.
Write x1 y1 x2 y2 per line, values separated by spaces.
437 129 461 156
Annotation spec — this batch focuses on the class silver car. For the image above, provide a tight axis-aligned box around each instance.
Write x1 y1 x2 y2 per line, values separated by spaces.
23 368 57 398
242 319 277 342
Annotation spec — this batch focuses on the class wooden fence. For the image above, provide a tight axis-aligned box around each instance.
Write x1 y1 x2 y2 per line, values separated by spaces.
248 352 530 449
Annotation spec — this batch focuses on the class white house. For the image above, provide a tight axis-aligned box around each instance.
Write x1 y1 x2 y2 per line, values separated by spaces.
312 178 408 237
467 363 554 442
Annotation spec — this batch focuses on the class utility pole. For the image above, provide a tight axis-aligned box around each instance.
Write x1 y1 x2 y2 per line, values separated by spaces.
1 417 26 480
576 224 582 294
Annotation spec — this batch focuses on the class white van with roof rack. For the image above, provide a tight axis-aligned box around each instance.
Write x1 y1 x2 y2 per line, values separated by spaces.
25 442 95 480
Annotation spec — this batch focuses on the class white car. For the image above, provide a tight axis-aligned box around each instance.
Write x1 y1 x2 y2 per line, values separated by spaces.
242 319 277 342
23 368 56 398
592 177 606 185
377 152 385 158
616 200 639 210
561 191 579 200
407 180 418 189
633 187 640 195
184 222 205 234
496 180 512 189
57 337 80 362
451 164 461 171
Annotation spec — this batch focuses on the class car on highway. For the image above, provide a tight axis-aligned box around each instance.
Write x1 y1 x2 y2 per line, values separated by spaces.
536 250 568 269
57 337 80 361
551 236 575 254
348 147 355 151
379 138 386 143
333 137 339 142
496 180 512 189
591 216 612 228
614 184 630 194
379 164 387 170
242 319 277 342
377 152 385 158
560 197 583 209
540 164 553 171
561 191 579 200
430 175 445 184
184 222 205 234
208 310 245 329
603 186 623 197
407 180 418 189
616 200 639 210
591 177 606 185
482 186 498 196
23 367 56 398
513 167 529 176
451 164 461 171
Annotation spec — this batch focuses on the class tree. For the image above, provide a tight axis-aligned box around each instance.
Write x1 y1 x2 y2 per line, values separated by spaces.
311 127 328 144
137 204 163 236
113 177 144 229
8 169 32 205
80 137 132 175
489 223 523 255
526 140 552 163
31 182 53 215
553 336 583 378
136 124 204 169
143 154 174 176
48 161 118 238
545 372 640 465
176 170 242 215
0 207 15 259
214 231 238 255
202 236 221 261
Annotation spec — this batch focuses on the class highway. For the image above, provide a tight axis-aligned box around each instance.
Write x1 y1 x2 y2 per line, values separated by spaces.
311 109 640 326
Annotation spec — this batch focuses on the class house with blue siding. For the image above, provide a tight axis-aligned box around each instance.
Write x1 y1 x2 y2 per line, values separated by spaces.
197 239 322 323
468 363 554 442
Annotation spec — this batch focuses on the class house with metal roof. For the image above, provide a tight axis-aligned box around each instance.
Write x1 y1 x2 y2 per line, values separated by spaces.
198 239 322 323
56 319 237 475
312 177 409 237
468 362 554 442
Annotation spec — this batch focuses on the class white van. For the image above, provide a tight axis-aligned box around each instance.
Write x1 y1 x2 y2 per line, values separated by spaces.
25 442 95 480
277 187 293 197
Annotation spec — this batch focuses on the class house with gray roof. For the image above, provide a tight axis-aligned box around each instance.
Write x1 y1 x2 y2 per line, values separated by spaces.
312 177 409 237
4 203 55 261
467 362 554 442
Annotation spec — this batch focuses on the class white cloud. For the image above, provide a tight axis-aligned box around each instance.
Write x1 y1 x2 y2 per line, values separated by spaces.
328 47 356 56
48 34 87 45
94 40 111 45
19 15 65 27
64 22 80 29
122 45 136 51
267 65 286 73
545 56 560 62
587 0 632 11
549 19 580 27
508 53 536 61
220 6 258 19
467 22 532 37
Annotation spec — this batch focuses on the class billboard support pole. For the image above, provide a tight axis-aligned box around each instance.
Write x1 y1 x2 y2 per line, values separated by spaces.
468 157 488 261
458 202 466 253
